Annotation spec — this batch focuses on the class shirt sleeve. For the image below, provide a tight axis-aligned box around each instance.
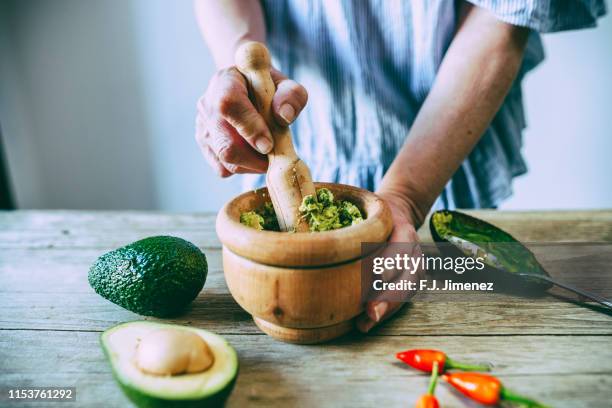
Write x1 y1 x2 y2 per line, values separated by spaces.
466 0 607 32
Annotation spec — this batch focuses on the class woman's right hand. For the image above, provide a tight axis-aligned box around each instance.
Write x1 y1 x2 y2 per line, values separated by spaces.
195 67 308 177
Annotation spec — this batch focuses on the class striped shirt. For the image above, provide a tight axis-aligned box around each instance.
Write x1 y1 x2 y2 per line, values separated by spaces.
243 0 606 209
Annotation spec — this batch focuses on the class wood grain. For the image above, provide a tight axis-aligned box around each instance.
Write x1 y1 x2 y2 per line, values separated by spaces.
216 183 393 266
1 210 612 407
1 247 610 335
1 210 611 249
1 330 611 408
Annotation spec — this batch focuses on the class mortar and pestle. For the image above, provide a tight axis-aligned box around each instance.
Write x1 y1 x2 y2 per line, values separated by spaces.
216 42 393 344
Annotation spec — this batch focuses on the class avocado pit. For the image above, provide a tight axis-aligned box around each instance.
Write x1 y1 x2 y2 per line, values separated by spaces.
134 328 214 376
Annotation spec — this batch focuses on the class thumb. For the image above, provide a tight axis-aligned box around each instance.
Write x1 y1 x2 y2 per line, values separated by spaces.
356 301 404 333
270 70 308 126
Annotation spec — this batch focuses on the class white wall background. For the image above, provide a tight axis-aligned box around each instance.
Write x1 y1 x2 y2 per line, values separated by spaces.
503 13 612 210
1 0 610 212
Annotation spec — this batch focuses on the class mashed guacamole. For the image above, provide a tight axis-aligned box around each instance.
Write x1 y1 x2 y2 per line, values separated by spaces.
240 188 363 232
239 202 280 231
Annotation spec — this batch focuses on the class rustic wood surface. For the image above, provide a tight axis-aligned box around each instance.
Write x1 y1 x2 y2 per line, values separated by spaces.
1 210 612 407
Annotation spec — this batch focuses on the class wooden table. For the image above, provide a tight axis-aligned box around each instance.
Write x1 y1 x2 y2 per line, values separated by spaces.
1 210 612 407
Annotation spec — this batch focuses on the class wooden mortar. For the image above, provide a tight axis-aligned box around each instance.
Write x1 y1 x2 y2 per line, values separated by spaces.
216 183 393 344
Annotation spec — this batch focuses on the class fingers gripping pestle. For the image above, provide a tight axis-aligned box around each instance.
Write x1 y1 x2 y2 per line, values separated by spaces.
235 41 316 232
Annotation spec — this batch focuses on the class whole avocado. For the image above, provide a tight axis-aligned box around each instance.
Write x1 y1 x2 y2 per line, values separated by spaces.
88 236 207 317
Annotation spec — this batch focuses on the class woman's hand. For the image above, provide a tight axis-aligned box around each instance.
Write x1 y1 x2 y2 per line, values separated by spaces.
356 191 422 333
195 67 308 177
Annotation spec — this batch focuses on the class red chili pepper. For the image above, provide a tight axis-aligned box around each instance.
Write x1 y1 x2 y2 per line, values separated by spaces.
443 372 550 407
396 349 490 373
415 361 440 408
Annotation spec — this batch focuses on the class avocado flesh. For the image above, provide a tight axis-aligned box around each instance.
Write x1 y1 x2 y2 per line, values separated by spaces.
430 210 552 290
88 236 207 317
299 188 364 232
101 321 238 407
240 188 364 232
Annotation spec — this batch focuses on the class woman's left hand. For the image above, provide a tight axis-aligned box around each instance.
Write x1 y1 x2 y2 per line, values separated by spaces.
356 191 422 333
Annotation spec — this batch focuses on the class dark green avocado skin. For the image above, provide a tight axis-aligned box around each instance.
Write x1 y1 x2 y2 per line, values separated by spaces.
88 236 207 317
117 377 236 408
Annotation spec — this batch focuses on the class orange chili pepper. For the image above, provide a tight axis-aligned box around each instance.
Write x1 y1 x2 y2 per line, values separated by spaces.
443 372 550 407
415 361 440 408
396 349 490 373
415 395 439 408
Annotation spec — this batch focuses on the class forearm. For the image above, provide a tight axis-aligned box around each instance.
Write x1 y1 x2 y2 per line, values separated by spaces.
195 0 266 68
379 4 528 227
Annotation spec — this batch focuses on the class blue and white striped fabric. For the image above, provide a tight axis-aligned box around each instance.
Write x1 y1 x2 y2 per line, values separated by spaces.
244 0 606 209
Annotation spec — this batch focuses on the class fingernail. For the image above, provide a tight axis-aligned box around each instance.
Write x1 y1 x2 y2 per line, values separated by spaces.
373 301 388 322
255 137 272 154
356 314 376 333
362 319 377 333
279 104 295 124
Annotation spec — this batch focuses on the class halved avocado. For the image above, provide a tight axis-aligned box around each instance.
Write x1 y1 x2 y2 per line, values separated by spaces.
430 210 553 291
101 321 238 408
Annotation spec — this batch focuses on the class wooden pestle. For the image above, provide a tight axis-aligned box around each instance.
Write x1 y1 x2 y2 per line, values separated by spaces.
235 41 316 232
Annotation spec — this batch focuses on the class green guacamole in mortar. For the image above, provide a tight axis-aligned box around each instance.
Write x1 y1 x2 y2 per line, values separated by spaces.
240 188 364 232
